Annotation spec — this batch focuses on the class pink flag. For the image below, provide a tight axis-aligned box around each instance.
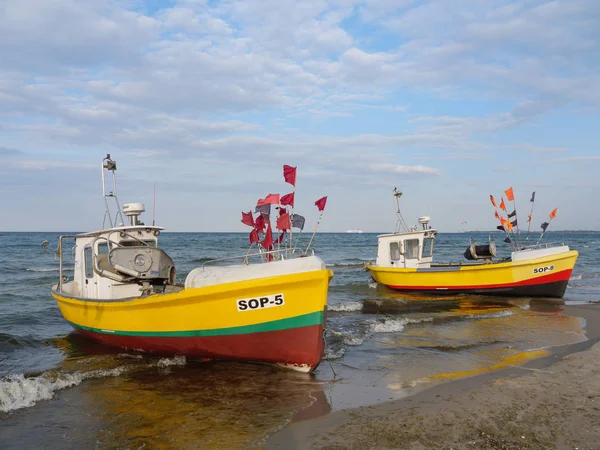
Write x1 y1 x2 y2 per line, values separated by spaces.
257 193 280 206
280 192 294 207
315 196 327 211
283 165 297 186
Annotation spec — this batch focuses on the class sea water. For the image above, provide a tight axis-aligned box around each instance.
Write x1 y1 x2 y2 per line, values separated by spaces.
1 231 599 448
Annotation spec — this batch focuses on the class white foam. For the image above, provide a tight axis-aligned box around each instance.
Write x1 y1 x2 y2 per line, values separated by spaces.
328 301 363 312
569 275 582 281
324 348 346 360
343 336 364 346
370 317 433 334
157 355 186 368
0 367 127 413
368 281 378 289
464 310 513 320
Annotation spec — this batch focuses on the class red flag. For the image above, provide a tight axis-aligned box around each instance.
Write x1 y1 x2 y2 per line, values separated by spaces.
249 228 259 244
494 211 500 219
241 211 254 227
527 214 532 223
277 212 291 231
280 192 294 207
549 208 558 219
504 187 514 202
315 196 327 211
261 222 273 248
283 165 296 186
275 231 286 244
254 214 266 233
490 195 497 208
257 193 280 206
499 198 507 211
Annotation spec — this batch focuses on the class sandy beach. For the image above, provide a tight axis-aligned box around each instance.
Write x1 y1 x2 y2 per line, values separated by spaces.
267 303 600 450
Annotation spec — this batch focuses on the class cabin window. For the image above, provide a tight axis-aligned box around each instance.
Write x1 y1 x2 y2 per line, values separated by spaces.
84 246 93 278
119 240 156 247
423 238 434 257
404 239 420 259
98 242 109 254
390 242 401 260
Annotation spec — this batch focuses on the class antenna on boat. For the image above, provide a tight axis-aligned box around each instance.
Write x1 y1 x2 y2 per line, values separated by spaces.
152 182 156 226
393 188 409 233
101 154 125 229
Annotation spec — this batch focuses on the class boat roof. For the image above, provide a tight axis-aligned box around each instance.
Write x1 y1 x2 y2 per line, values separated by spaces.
74 225 165 238
377 229 438 239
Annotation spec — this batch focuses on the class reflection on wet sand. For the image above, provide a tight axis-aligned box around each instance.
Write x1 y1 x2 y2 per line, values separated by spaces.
50 336 333 448
2 294 588 448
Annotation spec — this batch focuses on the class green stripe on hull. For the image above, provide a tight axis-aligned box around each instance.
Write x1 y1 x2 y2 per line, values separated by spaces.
68 311 324 338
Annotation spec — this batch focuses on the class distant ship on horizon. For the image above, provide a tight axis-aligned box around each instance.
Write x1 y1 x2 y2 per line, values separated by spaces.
345 229 364 234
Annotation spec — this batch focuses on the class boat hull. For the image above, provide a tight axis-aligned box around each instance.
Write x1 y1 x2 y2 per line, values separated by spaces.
366 250 578 299
52 269 332 372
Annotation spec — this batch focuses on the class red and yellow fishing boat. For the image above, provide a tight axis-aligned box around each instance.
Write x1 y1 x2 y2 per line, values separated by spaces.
366 188 578 298
46 156 332 372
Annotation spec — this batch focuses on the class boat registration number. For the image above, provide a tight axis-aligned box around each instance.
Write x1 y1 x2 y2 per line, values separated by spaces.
237 293 285 312
533 265 554 274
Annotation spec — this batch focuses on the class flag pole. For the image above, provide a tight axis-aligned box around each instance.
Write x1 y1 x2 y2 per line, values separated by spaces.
305 210 324 255
289 186 296 251
536 210 557 245
511 196 522 249
491 197 517 251
500 196 519 251
525 192 536 246
536 219 552 245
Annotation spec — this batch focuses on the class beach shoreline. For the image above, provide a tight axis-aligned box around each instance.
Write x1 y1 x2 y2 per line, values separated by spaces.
267 303 600 449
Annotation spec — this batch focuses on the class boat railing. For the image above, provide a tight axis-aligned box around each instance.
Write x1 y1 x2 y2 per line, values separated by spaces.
517 242 565 252
201 247 312 269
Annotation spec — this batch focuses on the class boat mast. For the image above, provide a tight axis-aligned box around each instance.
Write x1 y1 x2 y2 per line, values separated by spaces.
101 154 125 229
393 188 409 233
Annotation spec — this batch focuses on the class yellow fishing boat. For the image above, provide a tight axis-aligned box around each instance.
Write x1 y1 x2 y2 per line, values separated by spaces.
45 155 333 372
366 189 578 298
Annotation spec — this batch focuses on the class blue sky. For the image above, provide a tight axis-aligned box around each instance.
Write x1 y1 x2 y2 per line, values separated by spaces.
1 0 599 232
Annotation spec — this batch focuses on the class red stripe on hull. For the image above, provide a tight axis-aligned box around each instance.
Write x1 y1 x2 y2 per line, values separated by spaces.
75 325 325 371
386 269 573 297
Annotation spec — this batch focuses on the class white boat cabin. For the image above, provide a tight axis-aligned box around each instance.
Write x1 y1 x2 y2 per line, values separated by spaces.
60 223 178 300
375 216 437 269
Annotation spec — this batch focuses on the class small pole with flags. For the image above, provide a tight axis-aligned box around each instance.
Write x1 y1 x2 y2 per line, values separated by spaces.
490 195 517 251
536 208 558 245
525 191 536 245
283 165 297 251
305 196 327 254
504 187 522 249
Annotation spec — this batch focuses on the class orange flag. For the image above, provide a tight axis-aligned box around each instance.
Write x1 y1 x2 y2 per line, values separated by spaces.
549 208 558 219
500 218 508 228
504 187 514 201
507 220 513 231
527 214 532 223
499 198 507 211
489 195 497 207
494 211 500 219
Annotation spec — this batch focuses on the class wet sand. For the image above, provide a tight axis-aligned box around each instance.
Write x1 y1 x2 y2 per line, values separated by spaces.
267 303 600 449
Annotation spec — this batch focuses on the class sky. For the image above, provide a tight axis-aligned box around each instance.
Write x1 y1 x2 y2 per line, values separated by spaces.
0 0 599 233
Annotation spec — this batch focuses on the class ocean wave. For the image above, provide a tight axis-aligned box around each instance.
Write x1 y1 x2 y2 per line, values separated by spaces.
157 355 186 368
463 310 514 320
370 317 434 334
569 275 582 281
324 348 346 360
343 336 364 346
0 333 44 350
0 355 188 413
25 267 73 272
328 301 363 312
